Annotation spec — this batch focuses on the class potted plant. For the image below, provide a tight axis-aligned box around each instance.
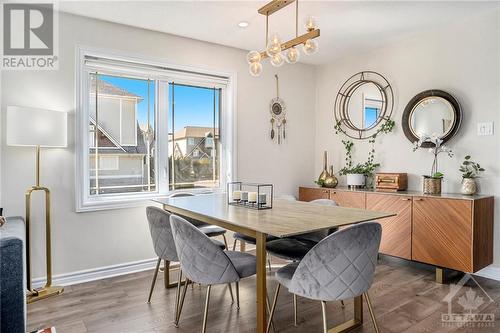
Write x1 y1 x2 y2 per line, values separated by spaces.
413 134 453 194
459 155 485 195
339 140 380 188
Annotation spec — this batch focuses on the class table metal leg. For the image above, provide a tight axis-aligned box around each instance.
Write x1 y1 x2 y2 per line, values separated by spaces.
256 232 267 333
327 295 363 332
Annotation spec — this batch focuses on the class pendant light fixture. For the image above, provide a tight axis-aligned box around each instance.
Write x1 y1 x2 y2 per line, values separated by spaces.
247 0 320 76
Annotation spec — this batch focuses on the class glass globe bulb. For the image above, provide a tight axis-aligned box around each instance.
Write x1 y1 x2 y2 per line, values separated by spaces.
249 62 262 76
270 52 284 67
247 50 261 64
285 47 300 64
303 39 318 55
266 33 282 57
304 16 317 31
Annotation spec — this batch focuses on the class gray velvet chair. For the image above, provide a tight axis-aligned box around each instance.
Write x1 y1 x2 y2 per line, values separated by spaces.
168 192 228 248
266 222 383 333
170 214 258 333
145 206 227 319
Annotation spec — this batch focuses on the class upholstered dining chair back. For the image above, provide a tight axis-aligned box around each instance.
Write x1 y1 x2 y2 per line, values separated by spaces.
293 199 339 242
289 221 382 301
170 215 240 285
146 206 178 262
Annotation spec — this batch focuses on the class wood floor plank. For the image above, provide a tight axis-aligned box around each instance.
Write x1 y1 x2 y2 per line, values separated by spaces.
28 256 500 332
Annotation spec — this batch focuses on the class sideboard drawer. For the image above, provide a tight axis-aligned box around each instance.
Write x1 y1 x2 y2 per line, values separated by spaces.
412 197 472 272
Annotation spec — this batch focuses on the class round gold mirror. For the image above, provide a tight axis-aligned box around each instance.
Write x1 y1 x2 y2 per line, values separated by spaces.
334 71 394 140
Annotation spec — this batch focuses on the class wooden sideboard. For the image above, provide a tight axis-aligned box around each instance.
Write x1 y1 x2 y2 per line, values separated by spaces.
299 186 494 275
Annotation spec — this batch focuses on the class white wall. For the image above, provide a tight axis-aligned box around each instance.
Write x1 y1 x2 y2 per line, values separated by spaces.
0 13 316 278
315 10 500 271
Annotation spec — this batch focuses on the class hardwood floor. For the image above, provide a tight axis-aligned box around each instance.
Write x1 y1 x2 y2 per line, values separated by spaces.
28 256 500 333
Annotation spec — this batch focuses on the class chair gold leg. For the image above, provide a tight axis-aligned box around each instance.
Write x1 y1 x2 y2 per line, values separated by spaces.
266 284 281 333
202 285 212 333
147 257 161 303
175 278 189 327
266 293 276 333
364 292 380 333
222 234 229 249
164 260 170 289
233 239 237 251
236 281 240 309
293 294 298 326
228 283 234 303
321 301 328 333
174 270 183 322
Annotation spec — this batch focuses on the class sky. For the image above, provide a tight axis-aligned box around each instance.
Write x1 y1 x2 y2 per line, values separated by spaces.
100 75 220 133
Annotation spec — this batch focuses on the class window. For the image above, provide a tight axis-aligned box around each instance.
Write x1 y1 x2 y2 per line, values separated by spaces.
76 48 235 211
88 73 156 196
168 83 221 190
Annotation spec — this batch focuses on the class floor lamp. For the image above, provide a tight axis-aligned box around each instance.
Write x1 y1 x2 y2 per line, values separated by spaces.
6 106 67 303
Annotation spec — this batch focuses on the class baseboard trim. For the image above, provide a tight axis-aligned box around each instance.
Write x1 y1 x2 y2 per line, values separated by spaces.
32 257 159 288
474 265 500 282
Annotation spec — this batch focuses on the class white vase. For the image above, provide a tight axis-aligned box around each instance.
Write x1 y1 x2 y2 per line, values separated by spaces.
461 178 477 195
346 174 365 187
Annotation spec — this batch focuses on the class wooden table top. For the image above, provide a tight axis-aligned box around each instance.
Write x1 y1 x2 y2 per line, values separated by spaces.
154 194 395 238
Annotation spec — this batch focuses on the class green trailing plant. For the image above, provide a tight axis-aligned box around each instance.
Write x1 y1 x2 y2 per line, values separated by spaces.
459 155 485 179
339 139 380 176
333 119 394 183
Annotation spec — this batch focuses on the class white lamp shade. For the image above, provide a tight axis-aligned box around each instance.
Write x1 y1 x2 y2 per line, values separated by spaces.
6 106 67 147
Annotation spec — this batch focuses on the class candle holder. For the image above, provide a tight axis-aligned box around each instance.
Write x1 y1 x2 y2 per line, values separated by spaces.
227 182 273 210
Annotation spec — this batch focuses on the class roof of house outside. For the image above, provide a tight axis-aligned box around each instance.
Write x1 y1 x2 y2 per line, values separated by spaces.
172 126 219 140
90 123 149 155
90 76 143 100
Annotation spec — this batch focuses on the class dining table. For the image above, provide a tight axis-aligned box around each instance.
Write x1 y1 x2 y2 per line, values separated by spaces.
154 193 395 333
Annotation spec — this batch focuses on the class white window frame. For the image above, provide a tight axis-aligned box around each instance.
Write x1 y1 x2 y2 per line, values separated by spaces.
75 46 237 212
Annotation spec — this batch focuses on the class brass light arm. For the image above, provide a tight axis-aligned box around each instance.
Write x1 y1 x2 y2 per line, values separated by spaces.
258 0 295 16
259 29 320 59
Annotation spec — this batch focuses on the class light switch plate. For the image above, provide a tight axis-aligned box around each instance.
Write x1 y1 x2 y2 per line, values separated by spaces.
477 122 494 136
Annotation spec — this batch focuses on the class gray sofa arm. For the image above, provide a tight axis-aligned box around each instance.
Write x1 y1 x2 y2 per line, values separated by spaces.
1 216 26 333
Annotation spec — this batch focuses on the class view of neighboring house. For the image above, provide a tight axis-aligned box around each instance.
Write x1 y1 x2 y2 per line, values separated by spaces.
168 126 219 189
89 76 153 194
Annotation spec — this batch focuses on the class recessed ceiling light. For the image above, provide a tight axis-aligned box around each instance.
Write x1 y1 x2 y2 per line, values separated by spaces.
238 21 249 28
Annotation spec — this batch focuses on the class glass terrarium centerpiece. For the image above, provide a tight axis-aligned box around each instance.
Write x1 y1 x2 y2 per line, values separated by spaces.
227 182 273 210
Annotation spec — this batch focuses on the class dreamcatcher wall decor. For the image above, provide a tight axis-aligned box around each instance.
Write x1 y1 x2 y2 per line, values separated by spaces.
270 74 287 144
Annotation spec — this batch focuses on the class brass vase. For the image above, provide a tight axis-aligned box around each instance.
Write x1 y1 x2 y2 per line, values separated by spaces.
317 150 330 183
323 165 338 188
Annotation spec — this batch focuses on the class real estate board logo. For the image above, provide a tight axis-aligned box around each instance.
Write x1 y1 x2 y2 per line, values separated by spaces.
441 274 495 328
2 2 58 70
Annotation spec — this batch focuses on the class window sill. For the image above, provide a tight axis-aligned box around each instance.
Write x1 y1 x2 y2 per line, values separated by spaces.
76 192 161 212
76 188 223 212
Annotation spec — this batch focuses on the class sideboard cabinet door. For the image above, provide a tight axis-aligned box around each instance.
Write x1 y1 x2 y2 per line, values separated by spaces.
366 193 412 260
298 187 330 201
412 197 472 272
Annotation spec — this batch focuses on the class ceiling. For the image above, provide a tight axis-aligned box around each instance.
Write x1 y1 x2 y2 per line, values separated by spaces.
59 1 499 65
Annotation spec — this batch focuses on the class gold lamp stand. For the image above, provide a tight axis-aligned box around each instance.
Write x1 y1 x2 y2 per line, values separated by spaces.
26 145 64 303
